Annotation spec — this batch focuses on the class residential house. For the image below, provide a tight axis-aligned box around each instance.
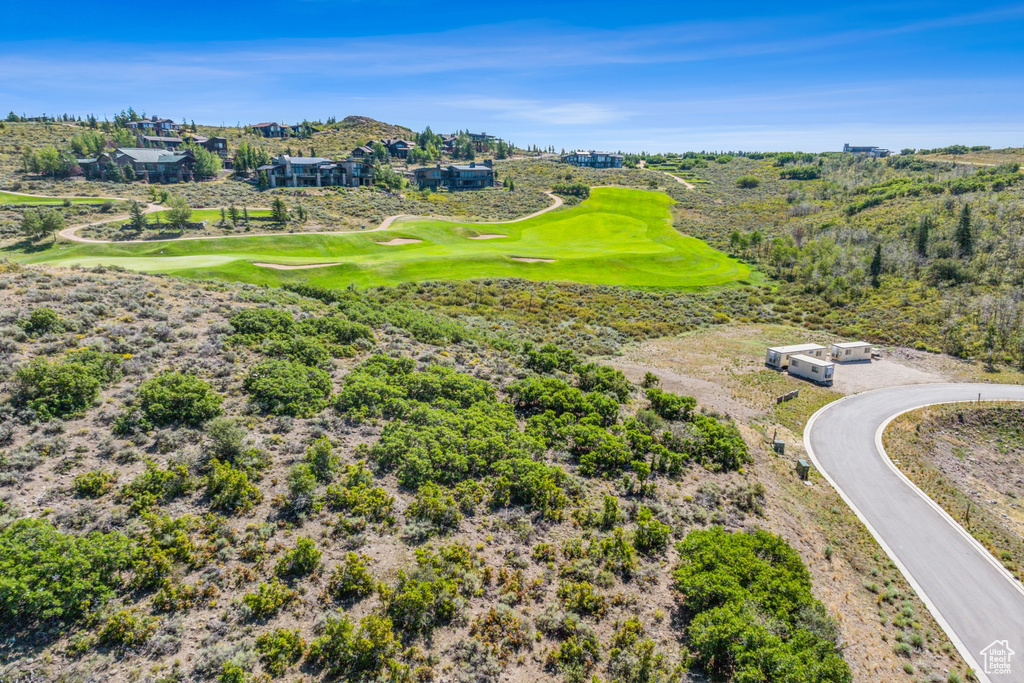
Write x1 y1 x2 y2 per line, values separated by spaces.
126 116 180 136
250 122 292 138
79 147 195 183
351 145 374 159
560 151 624 168
137 135 184 150
467 132 495 151
191 135 230 161
381 138 416 159
843 144 890 158
337 158 374 187
257 154 345 187
414 160 494 190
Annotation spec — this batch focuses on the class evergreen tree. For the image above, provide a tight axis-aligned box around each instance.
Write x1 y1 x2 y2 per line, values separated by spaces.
915 215 932 256
955 204 973 257
127 200 148 231
271 197 290 223
869 243 882 286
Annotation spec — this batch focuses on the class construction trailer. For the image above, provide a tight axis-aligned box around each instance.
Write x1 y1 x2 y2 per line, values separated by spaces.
765 343 827 369
788 354 835 386
831 341 873 362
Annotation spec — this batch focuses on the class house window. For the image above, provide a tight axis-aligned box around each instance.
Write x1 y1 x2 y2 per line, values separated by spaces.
812 366 819 374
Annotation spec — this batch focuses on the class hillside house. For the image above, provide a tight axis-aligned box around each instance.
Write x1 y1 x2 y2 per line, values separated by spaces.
414 160 494 190
831 341 873 362
137 135 184 150
250 122 292 138
257 154 344 187
843 144 890 158
338 158 374 187
79 147 195 183
765 343 827 369
788 354 834 386
561 151 624 168
351 145 374 159
126 116 180 136
381 139 416 159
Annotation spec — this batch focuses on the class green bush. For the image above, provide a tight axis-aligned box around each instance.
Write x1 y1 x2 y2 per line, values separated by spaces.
229 308 294 337
242 579 298 620
73 470 118 498
304 436 338 482
136 372 223 427
557 580 607 619
633 507 671 555
736 175 760 188
255 628 305 677
13 357 102 420
118 460 193 512
265 335 331 368
97 609 157 647
286 463 320 515
206 459 262 513
324 465 395 525
22 307 64 336
326 552 376 602
406 481 462 531
673 527 851 682
645 387 696 421
508 376 618 426
243 360 332 417
275 537 322 578
0 519 133 626
204 417 247 463
309 614 399 680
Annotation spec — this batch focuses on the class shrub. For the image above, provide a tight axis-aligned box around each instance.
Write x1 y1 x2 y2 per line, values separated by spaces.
286 463 320 515
243 360 332 417
326 552 376 602
547 630 601 681
255 628 305 677
136 372 223 427
12 357 102 420
575 362 631 402
229 308 294 337
98 609 157 647
633 507 671 555
304 436 338 482
275 537 322 578
73 470 117 498
118 460 193 512
241 579 298 619
736 175 760 188
308 614 399 680
645 387 695 421
205 417 246 463
385 573 460 635
406 481 462 531
219 662 249 683
508 376 618 426
673 527 851 682
0 519 133 626
23 307 63 336
265 335 330 368
206 459 262 513
557 581 607 619
325 471 395 525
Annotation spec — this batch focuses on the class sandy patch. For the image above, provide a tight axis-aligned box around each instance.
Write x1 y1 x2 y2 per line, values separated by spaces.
376 238 422 245
252 262 343 270
510 256 555 263
467 233 507 240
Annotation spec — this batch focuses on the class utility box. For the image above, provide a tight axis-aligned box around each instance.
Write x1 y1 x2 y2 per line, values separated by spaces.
796 459 811 480
773 440 786 455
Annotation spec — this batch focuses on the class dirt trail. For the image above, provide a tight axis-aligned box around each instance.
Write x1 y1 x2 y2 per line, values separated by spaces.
57 192 564 245
664 172 696 190
251 262 344 270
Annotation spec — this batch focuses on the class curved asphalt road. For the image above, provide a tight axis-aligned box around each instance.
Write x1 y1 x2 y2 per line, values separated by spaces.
805 383 1024 683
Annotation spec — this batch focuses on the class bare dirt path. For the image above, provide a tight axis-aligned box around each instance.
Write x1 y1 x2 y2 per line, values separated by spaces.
57 191 564 245
664 172 696 190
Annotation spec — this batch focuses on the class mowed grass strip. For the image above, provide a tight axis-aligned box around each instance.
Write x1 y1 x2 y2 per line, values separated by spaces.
99 208 274 228
10 187 751 289
0 191 112 206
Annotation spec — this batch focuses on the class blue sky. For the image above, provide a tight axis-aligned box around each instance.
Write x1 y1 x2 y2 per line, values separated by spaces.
2 1 1023 152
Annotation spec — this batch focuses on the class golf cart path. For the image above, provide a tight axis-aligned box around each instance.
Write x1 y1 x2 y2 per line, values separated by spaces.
57 192 563 244
805 383 1024 683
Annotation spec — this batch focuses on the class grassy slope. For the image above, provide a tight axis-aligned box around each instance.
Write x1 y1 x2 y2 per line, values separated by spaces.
11 187 751 289
0 191 109 205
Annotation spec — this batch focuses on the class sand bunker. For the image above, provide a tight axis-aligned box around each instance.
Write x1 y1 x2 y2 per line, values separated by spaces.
467 233 507 240
253 262 343 270
510 256 555 263
376 238 422 245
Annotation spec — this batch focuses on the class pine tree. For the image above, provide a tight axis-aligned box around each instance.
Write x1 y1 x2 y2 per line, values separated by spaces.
128 200 148 231
915 215 931 256
955 204 973 257
869 243 882 287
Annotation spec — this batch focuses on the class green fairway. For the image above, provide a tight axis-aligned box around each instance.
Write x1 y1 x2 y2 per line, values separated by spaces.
7 187 751 289
0 191 112 206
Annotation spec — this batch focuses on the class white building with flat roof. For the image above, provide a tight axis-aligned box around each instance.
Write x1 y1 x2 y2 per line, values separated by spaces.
788 354 834 386
765 343 827 369
831 341 873 362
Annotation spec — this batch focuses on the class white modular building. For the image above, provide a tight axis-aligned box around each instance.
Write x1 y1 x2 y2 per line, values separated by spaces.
765 343 827 369
831 341 873 362
788 354 835 386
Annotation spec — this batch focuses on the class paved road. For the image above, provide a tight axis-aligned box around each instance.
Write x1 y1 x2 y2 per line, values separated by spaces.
806 383 1024 682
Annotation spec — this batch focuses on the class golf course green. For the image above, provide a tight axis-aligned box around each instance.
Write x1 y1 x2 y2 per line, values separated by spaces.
7 187 750 289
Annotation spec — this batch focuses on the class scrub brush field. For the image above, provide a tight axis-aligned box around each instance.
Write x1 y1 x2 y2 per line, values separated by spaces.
8 187 750 289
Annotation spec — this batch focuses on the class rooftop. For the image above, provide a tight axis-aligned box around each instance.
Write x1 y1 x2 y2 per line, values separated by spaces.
768 343 826 354
789 353 834 367
832 341 872 349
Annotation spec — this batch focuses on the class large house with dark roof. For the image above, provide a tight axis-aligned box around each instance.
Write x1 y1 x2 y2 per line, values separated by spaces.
126 116 180 136
78 148 196 183
256 154 373 188
250 122 292 138
414 160 494 190
560 151 623 168
843 143 890 158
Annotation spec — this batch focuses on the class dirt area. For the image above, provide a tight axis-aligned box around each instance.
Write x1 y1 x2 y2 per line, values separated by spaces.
252 262 343 270
467 233 507 239
510 257 554 263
